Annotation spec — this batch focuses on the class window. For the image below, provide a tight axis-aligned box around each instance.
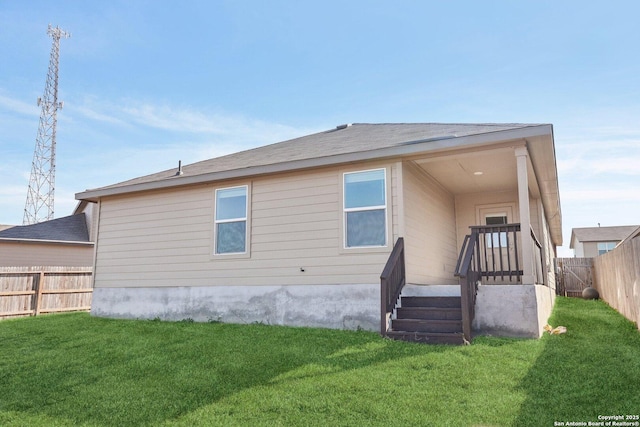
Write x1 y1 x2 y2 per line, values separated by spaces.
343 169 387 248
486 214 508 248
214 186 247 254
597 241 616 255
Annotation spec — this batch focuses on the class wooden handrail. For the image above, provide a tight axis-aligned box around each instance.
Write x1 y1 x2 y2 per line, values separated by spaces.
454 234 472 276
455 230 480 343
380 237 405 336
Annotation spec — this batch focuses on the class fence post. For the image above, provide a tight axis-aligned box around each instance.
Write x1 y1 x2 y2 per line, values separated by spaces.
34 271 45 316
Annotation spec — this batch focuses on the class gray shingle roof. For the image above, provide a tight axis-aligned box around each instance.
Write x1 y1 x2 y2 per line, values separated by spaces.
570 225 640 247
86 122 544 193
0 214 90 243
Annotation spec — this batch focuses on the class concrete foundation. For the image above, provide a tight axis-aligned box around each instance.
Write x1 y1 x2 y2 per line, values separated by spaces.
473 284 555 338
91 284 380 331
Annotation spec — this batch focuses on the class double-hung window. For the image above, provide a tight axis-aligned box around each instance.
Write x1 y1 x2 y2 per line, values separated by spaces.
214 186 248 255
343 169 387 248
597 241 616 255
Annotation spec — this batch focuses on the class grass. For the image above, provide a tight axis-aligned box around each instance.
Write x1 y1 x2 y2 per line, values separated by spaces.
0 297 638 427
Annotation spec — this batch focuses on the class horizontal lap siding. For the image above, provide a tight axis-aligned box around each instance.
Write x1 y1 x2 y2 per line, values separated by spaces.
95 164 393 288
0 242 94 267
403 162 458 285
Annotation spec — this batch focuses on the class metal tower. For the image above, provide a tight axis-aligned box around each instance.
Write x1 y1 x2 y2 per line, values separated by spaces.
23 25 70 225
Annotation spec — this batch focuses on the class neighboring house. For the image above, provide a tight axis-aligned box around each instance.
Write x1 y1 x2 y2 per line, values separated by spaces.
570 225 640 257
0 203 96 267
76 123 562 341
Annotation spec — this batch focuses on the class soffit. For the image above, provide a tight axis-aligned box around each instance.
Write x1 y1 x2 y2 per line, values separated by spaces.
413 147 519 194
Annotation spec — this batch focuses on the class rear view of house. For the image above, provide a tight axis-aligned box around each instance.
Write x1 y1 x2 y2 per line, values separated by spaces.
76 123 562 342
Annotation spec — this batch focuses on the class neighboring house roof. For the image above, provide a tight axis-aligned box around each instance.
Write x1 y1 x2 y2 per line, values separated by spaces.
0 213 91 243
569 225 640 248
623 226 640 242
77 122 553 200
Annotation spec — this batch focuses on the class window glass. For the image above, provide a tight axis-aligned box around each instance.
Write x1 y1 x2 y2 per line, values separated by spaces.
345 169 385 209
344 169 387 248
597 241 616 255
346 210 386 247
216 187 247 221
486 214 508 248
215 186 247 254
216 222 246 254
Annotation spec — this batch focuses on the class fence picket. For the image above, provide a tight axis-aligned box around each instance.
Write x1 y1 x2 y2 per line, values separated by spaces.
555 258 594 297
0 266 93 319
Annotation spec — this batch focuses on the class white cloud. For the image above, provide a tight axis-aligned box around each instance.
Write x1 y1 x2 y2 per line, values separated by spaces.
0 93 39 117
561 188 640 202
71 104 128 127
558 156 640 177
591 158 640 175
67 95 315 144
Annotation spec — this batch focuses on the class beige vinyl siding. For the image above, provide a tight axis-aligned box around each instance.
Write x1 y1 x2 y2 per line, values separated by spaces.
582 242 601 258
0 241 94 267
402 161 458 285
94 163 396 289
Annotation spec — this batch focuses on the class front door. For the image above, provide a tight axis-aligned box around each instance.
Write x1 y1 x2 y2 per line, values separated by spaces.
477 205 517 282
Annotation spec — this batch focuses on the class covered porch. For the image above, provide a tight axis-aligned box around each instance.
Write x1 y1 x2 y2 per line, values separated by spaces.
382 131 562 342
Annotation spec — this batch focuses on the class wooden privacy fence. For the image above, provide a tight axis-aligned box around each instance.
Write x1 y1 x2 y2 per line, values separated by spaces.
555 258 594 297
593 234 640 329
0 266 93 320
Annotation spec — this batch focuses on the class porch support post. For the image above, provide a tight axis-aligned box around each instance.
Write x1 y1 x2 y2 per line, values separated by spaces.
515 146 535 284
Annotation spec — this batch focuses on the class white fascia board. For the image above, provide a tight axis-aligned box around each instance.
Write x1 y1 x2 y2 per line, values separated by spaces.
0 238 94 246
76 125 553 202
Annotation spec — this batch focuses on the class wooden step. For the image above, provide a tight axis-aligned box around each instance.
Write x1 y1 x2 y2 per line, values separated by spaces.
400 296 461 309
386 330 465 345
396 306 462 321
391 318 462 333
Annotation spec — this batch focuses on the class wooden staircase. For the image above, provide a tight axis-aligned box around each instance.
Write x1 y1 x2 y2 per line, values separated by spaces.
385 296 465 345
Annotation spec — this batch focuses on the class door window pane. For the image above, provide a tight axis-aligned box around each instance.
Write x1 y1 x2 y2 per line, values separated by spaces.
486 214 508 248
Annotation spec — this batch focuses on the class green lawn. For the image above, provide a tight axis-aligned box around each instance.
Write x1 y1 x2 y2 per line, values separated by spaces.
0 297 638 427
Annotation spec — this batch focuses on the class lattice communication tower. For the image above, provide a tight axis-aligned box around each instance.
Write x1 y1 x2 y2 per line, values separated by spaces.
23 25 70 225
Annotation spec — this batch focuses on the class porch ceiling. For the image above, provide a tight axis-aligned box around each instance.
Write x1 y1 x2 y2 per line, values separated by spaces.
413 147 524 195
410 135 563 247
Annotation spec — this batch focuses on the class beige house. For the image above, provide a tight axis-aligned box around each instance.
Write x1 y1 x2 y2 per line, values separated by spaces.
570 225 639 258
76 123 562 342
0 207 95 267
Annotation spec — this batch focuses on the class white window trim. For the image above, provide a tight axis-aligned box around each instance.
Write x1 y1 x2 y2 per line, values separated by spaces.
213 184 250 257
342 168 389 250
